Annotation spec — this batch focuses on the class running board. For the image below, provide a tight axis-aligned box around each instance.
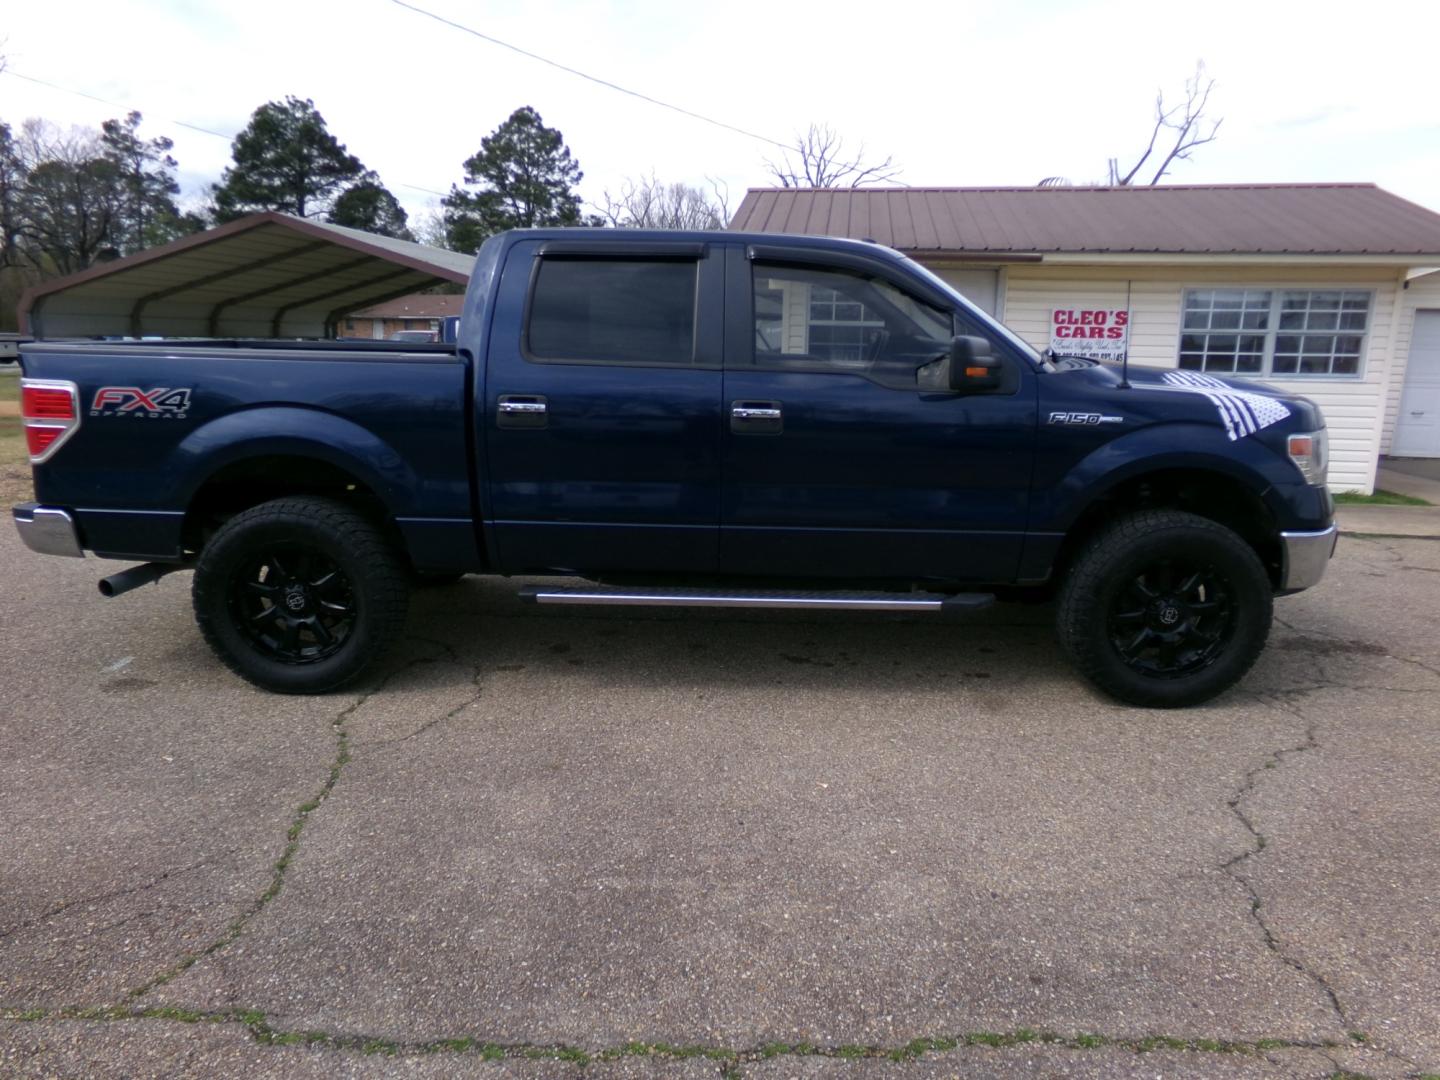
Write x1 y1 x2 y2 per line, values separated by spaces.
517 585 994 612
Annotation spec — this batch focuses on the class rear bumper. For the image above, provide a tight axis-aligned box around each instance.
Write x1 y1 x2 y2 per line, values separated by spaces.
1278 524 1338 592
12 502 84 558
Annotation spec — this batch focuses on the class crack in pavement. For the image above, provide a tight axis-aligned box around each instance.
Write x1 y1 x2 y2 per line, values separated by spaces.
1225 691 1425 1076
0 1005 1381 1071
0 856 218 941
1224 691 1348 1027
119 647 451 1003
368 640 487 748
1272 613 1440 688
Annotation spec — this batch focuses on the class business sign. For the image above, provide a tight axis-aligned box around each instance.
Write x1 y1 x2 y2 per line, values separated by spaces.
1050 308 1129 361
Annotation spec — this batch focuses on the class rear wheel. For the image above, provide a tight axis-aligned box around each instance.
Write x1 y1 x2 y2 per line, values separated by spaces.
193 497 409 693
1056 510 1272 707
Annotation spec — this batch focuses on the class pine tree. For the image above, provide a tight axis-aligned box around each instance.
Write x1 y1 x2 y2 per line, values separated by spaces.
442 107 585 252
212 97 364 221
327 176 412 239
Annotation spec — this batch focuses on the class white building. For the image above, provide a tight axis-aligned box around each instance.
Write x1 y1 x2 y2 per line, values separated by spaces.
730 184 1440 493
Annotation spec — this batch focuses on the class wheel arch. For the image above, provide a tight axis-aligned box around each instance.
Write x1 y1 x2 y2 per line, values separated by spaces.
1051 465 1284 590
176 408 419 554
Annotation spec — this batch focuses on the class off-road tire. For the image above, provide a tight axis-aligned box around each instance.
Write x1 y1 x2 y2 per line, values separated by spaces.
1056 510 1272 708
193 497 409 693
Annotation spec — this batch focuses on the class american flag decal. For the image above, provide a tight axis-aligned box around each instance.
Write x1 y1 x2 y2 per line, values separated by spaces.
1158 371 1291 441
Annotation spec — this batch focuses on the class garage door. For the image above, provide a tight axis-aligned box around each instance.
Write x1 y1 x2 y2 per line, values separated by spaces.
932 269 999 316
1394 310 1440 457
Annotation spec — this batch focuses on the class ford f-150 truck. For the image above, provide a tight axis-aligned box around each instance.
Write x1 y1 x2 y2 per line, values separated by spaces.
12 229 1337 706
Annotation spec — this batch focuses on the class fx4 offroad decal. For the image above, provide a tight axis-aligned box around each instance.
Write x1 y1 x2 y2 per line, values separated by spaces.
90 387 192 419
1156 371 1290 441
1048 411 1124 426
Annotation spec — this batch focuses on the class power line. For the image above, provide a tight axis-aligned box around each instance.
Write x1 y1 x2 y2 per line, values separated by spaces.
387 0 795 153
1 68 452 201
3 69 236 140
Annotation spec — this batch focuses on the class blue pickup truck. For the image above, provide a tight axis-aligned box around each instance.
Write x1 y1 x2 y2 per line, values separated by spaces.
13 229 1336 706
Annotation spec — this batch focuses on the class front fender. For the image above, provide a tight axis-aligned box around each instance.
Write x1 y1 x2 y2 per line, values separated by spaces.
173 406 421 515
1033 422 1297 533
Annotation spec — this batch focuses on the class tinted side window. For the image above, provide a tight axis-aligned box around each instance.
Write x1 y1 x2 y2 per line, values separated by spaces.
752 262 953 388
527 257 697 365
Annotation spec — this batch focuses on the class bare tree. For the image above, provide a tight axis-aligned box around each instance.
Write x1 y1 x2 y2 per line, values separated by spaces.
765 123 901 188
15 119 125 275
596 173 730 229
1108 62 1222 186
411 202 451 249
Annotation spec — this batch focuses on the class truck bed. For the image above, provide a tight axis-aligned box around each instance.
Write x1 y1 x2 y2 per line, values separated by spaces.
25 338 458 359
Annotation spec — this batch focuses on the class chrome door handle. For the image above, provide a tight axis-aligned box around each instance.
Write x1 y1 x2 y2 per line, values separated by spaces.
497 394 548 429
730 400 783 434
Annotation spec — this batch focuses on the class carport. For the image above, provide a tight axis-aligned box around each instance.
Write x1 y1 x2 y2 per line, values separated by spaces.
16 212 473 339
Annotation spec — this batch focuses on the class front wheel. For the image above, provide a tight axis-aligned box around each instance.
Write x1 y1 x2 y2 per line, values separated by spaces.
1056 510 1272 708
192 497 409 693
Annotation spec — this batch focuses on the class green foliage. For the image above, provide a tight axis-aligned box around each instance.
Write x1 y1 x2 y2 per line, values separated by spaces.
328 178 412 240
442 106 586 252
100 111 201 251
1333 489 1429 506
0 111 203 278
212 97 365 221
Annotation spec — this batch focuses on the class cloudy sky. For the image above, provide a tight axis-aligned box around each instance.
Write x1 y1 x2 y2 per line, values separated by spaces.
4 0 1438 225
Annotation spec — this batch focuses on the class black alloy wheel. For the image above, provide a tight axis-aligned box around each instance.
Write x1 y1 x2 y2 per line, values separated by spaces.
193 496 409 693
1107 559 1236 679
230 545 357 664
1056 509 1273 708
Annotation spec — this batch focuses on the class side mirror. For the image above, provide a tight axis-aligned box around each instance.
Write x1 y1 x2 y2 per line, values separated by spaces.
947 335 1004 393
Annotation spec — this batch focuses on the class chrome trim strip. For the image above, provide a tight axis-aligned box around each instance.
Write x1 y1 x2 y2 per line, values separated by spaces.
12 503 85 558
1278 524 1339 591
525 589 947 611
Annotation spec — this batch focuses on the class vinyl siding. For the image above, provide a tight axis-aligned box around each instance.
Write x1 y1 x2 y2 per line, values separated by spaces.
1381 269 1440 454
966 263 1402 494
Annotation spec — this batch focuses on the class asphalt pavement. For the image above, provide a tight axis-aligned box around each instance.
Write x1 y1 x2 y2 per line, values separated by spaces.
2 523 1438 1079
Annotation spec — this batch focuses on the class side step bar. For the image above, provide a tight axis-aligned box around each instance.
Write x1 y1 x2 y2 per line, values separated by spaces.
518 585 994 613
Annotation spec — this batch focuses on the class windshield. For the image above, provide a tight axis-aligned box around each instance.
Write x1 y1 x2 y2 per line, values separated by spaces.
900 257 1044 367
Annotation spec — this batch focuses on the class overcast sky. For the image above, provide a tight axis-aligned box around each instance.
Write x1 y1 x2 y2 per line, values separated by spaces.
4 0 1439 226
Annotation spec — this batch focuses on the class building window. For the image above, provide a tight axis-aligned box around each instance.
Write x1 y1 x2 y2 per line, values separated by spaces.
805 285 887 365
345 319 355 331
751 262 953 389
1179 289 1370 377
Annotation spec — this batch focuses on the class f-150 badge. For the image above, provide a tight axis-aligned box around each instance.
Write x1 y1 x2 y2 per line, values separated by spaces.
90 387 192 419
1048 411 1124 425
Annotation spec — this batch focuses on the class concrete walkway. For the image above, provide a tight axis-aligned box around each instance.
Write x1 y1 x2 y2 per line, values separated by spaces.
1333 462 1440 537
1376 460 1440 504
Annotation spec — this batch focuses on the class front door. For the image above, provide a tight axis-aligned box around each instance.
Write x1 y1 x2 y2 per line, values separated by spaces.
1395 309 1440 457
720 247 1037 582
483 238 724 574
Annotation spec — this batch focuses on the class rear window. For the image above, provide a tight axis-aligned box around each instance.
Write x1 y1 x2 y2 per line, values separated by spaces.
526 257 697 366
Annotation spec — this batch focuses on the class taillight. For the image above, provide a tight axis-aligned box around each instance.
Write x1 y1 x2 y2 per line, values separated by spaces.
20 378 81 464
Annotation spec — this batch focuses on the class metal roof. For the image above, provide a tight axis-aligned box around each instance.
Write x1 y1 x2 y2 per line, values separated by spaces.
18 212 475 339
728 183 1440 259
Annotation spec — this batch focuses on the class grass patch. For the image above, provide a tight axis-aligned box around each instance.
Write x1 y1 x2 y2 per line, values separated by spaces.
0 416 24 464
1334 489 1430 506
0 374 17 406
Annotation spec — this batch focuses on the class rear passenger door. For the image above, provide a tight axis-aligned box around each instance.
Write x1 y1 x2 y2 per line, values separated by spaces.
483 238 724 574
